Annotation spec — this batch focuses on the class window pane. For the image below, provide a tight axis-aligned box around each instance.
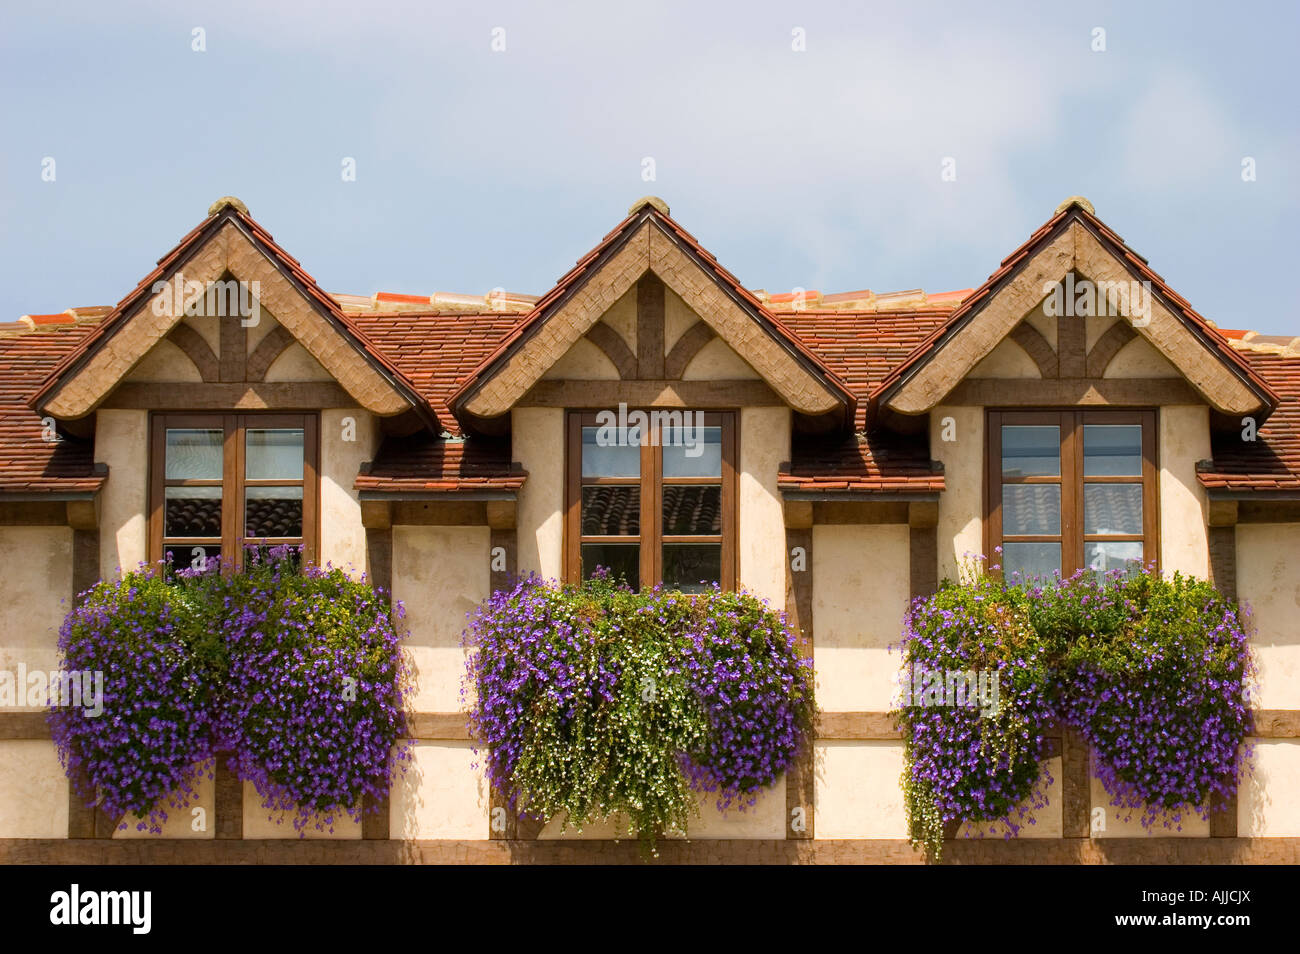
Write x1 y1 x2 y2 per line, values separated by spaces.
245 429 304 480
1085 541 1144 575
1084 425 1142 476
164 486 221 537
580 543 639 589
1001 542 1061 582
1002 425 1060 477
662 425 722 478
1002 484 1061 535
662 544 722 593
663 485 721 535
1084 483 1143 535
165 429 223 479
163 544 221 573
582 426 640 478
245 486 304 538
581 486 640 536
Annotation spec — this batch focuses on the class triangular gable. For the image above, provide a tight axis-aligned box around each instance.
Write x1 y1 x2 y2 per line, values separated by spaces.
31 198 433 426
449 198 856 422
871 198 1279 419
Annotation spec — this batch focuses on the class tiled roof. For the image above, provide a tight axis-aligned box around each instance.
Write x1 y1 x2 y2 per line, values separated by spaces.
355 435 525 494
1201 349 1300 492
779 429 944 494
0 324 105 493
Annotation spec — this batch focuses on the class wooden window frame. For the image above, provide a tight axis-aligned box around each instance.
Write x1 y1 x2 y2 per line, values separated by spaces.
985 408 1158 578
564 410 737 590
149 412 320 569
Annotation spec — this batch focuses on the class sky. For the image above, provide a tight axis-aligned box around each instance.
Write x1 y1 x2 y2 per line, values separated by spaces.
2 0 1297 333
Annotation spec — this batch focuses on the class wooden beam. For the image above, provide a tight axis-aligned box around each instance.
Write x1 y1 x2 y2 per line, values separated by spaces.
1085 319 1137 377
664 320 717 379
488 527 518 841
518 379 784 408
1009 321 1058 379
636 272 666 379
582 322 638 380
165 323 220 382
65 498 99 531
101 382 355 411
785 527 814 840
942 377 1201 407
245 324 297 383
218 313 248 383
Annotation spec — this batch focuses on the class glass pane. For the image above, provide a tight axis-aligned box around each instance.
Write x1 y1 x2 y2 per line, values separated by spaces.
246 429 304 480
663 425 722 478
1084 425 1142 477
582 426 640 478
581 486 640 536
163 544 220 574
244 543 303 572
662 544 722 593
1001 542 1061 582
1084 483 1143 535
165 429 223 479
164 486 221 537
1002 484 1061 535
662 485 721 535
245 486 304 538
580 543 639 589
1085 541 1144 575
1002 425 1060 477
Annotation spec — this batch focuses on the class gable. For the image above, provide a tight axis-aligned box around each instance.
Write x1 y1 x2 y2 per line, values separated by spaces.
451 200 855 422
874 203 1278 418
32 204 428 424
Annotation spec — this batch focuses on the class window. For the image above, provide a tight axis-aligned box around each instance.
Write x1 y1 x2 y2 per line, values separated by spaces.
149 413 318 570
565 410 736 591
987 410 1156 581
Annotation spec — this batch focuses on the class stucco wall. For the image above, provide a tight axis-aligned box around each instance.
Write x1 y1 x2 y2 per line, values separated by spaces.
95 409 149 580
1158 405 1210 578
392 525 490 713
812 523 910 711
513 407 565 579
242 781 362 839
1237 523 1300 710
113 766 215 839
930 405 984 583
0 740 69 838
389 741 488 839
738 407 789 604
1239 739 1300 837
814 740 908 838
0 526 72 685
318 408 376 574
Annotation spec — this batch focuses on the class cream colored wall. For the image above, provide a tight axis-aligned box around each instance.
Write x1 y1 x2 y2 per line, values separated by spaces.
318 409 377 574
968 338 1039 379
662 286 695 352
1104 336 1179 378
1089 772 1209 837
242 781 362 839
513 407 565 579
930 405 983 583
264 342 333 382
113 766 215 839
392 525 490 713
812 524 910 711
0 526 72 686
95 409 149 580
601 286 638 352
541 337 619 380
682 338 760 380
738 407 789 604
124 339 202 383
389 741 488 839
956 757 1061 839
814 741 907 838
1237 523 1300 710
1158 405 1210 578
1239 740 1300 836
0 740 69 838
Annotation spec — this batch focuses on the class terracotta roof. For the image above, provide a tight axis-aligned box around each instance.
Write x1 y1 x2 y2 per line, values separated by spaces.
779 430 944 495
0 325 105 494
870 203 1279 420
355 435 525 494
448 200 858 422
1201 349 1300 493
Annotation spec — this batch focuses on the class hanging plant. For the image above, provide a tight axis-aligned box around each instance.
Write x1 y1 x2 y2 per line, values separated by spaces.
464 572 814 853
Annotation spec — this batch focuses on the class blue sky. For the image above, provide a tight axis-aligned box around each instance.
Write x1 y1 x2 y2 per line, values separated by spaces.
2 1 1297 333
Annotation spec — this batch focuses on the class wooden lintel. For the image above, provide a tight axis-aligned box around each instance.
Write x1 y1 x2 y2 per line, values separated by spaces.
360 499 393 529
485 499 516 530
65 497 100 530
